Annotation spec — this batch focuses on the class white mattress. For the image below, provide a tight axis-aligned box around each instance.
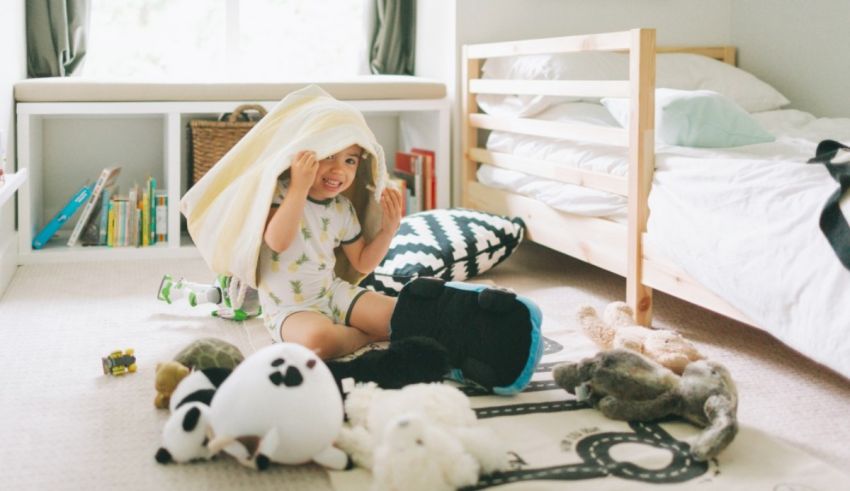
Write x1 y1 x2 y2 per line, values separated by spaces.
482 104 850 378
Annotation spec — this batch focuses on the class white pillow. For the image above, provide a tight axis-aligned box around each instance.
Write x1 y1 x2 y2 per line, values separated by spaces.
477 52 789 117
601 88 776 148
477 52 627 117
656 54 789 113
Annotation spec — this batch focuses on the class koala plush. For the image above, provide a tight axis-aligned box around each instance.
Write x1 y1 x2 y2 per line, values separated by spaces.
553 349 738 461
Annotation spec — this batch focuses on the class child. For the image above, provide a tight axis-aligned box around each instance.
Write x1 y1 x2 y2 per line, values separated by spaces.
160 145 403 360
259 145 403 358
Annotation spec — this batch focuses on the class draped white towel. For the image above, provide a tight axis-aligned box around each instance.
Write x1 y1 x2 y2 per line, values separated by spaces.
181 85 388 290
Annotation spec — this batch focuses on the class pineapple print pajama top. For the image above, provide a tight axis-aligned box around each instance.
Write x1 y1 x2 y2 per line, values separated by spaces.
257 178 368 342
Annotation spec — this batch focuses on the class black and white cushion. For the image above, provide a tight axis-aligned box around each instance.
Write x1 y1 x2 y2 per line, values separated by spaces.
359 208 525 296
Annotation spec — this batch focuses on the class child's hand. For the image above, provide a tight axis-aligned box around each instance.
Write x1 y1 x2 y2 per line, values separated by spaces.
380 187 404 234
290 150 318 193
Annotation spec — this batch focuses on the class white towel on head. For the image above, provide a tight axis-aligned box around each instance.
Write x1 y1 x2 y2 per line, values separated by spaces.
181 85 388 289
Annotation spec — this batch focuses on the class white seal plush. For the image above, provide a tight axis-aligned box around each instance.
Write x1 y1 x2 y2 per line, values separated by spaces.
207 343 347 470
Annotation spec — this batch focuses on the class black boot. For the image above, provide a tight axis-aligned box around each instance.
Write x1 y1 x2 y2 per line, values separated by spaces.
389 277 543 394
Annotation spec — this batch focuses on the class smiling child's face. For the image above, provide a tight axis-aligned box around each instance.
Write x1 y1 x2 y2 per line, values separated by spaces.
308 144 364 200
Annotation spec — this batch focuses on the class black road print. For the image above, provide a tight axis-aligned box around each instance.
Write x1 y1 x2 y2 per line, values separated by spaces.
465 420 707 489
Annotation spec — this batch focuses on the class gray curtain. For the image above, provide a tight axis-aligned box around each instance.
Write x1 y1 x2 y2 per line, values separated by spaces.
369 0 416 75
27 0 91 78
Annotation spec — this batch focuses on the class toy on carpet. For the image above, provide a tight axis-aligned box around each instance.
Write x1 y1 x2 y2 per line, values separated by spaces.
336 382 510 491
157 343 347 470
389 277 543 395
102 348 137 376
553 349 738 461
155 367 232 464
578 301 703 374
157 274 261 321
154 337 244 409
204 342 349 471
325 336 450 392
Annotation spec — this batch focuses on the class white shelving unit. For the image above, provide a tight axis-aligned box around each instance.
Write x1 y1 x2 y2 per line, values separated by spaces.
17 98 449 264
0 169 27 208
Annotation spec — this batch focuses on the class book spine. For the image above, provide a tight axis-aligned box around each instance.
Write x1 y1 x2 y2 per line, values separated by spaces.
107 201 115 247
149 177 157 245
155 191 168 242
142 190 150 247
98 189 110 246
32 184 93 250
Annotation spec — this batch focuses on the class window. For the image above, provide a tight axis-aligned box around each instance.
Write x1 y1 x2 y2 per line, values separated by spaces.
85 0 370 80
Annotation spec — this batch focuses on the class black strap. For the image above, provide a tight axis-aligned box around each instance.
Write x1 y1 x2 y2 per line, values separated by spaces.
807 139 850 270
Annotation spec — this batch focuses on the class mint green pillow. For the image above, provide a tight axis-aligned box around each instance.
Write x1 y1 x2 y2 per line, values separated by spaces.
601 88 775 148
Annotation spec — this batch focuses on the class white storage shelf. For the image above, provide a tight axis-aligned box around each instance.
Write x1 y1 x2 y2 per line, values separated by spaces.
0 169 27 208
17 99 449 264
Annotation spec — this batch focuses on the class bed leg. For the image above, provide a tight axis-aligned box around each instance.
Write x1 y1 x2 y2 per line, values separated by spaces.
628 287 653 326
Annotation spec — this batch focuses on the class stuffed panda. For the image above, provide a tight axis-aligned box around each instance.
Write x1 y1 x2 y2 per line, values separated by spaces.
206 343 349 471
155 367 232 464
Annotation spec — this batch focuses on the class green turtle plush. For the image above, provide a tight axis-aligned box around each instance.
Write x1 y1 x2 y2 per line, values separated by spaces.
154 338 245 409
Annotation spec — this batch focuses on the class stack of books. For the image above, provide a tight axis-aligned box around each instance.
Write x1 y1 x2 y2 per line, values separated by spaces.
392 148 435 216
32 166 168 250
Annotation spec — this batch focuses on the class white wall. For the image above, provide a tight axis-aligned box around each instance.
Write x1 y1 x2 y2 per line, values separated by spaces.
731 0 850 117
0 0 26 298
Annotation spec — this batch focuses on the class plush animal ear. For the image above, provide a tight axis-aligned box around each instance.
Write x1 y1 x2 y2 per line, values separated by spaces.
156 362 163 372
155 447 173 464
182 406 202 432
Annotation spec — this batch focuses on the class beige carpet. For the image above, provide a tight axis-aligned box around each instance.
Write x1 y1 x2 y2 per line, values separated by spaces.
0 242 848 490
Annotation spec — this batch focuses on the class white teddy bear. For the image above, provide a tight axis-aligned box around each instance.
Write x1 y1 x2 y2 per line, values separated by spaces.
336 382 510 491
578 301 703 374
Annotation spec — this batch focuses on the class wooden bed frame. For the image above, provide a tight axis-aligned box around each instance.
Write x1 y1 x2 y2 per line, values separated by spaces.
461 28 753 327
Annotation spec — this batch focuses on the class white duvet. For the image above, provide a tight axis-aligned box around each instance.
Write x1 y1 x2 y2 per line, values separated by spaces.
483 106 850 378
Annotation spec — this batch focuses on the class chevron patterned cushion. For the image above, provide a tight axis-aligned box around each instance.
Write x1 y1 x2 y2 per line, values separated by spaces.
359 208 525 296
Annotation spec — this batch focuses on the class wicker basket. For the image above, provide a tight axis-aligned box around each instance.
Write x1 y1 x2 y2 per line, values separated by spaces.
189 104 268 185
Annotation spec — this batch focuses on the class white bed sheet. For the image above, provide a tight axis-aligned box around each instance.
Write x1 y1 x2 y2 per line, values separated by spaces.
482 107 850 378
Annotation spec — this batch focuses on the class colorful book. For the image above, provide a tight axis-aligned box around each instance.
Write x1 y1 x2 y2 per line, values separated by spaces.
148 177 157 245
97 188 111 246
395 151 424 213
155 190 168 242
67 166 121 246
411 148 435 210
32 184 93 250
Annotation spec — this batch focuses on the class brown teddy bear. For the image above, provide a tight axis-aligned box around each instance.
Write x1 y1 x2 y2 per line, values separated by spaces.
553 349 738 461
578 302 703 374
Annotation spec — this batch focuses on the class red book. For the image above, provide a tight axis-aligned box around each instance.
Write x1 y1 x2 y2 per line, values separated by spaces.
411 148 435 210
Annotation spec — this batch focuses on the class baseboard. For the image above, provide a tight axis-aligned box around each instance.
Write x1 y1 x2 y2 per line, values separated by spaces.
0 230 18 299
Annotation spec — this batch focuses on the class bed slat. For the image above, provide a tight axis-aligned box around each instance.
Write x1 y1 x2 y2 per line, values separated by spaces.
469 113 628 147
470 79 630 98
467 30 633 59
469 147 627 196
467 181 626 275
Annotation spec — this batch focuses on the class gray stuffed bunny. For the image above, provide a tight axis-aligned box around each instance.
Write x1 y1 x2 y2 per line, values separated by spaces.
553 349 738 461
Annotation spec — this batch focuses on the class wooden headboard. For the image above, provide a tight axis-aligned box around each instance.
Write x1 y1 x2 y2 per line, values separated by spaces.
656 46 737 65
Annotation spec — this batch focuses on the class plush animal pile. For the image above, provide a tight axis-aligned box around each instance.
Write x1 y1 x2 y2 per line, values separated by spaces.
156 342 348 470
553 349 739 461
336 382 510 491
154 337 244 409
578 302 703 374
